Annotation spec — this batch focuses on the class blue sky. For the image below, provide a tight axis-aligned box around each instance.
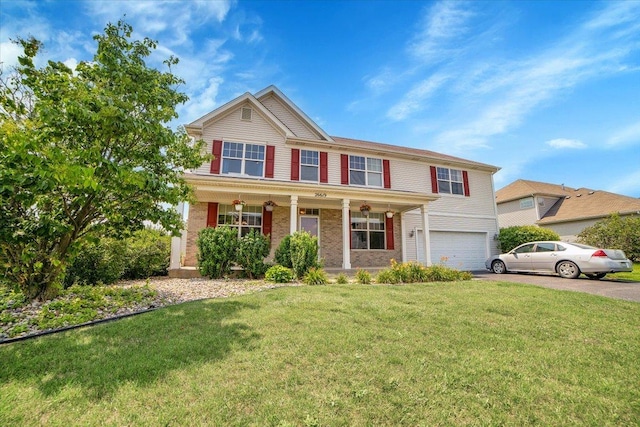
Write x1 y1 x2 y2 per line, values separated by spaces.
2 0 640 197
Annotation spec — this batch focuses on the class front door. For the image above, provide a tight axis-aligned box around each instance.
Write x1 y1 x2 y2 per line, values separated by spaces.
299 215 320 256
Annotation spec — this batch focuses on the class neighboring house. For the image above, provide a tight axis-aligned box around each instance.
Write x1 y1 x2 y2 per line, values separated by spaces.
169 85 500 276
496 179 640 241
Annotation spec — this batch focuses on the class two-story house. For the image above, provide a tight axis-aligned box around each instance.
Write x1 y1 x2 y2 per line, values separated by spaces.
169 86 500 276
496 179 640 241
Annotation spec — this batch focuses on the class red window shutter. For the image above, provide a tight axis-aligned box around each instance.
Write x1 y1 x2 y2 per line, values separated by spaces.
210 140 222 174
262 207 272 239
383 159 391 189
320 151 328 183
265 145 275 178
207 203 218 227
291 148 300 181
341 154 349 185
385 216 394 250
430 166 438 193
463 170 470 197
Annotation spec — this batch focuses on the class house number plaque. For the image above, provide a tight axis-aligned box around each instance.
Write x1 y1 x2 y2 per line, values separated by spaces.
314 193 327 198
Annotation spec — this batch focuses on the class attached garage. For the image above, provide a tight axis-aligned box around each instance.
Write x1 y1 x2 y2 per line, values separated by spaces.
416 230 488 271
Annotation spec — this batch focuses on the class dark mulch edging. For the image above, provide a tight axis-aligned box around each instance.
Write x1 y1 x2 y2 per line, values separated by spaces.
0 307 158 345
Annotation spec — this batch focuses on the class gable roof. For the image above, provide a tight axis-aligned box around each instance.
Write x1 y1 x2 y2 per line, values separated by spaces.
184 91 295 138
254 85 333 142
497 179 640 224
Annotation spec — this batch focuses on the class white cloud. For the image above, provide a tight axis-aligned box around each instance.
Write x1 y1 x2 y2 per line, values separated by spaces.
387 73 450 120
409 1 475 61
606 121 640 148
546 138 587 149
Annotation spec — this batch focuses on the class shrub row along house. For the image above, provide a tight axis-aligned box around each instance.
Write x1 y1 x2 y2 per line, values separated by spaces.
169 86 500 276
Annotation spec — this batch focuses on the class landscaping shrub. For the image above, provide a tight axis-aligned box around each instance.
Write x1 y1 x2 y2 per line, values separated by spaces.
334 273 349 284
122 228 170 279
274 235 293 268
375 269 399 284
355 269 371 284
289 231 320 279
265 265 294 283
64 238 127 287
578 213 640 262
197 226 239 279
497 225 560 252
236 229 271 279
425 264 473 281
303 268 328 285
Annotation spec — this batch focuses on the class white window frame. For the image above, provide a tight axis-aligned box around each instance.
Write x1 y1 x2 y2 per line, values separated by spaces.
217 204 262 237
221 141 265 177
436 167 464 195
300 149 319 182
351 212 386 250
349 155 383 187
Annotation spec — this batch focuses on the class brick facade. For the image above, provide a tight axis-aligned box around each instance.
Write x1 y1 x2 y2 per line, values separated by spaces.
184 205 401 269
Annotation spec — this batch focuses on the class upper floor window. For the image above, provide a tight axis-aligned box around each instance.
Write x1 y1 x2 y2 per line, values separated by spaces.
300 150 319 182
520 198 534 209
436 167 464 195
351 212 385 249
222 142 265 177
350 155 382 187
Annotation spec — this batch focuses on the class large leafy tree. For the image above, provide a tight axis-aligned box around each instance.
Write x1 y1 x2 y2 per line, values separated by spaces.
0 20 207 300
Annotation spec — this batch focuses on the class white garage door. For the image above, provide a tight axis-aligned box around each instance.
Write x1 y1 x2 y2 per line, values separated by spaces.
416 231 487 271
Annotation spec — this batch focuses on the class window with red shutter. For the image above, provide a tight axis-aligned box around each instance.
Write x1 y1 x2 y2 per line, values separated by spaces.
265 145 275 178
207 203 218 227
291 148 300 181
320 152 328 183
210 140 222 174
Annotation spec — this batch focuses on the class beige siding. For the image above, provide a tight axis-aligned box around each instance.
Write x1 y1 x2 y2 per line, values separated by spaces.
260 94 321 140
390 159 431 193
194 102 288 178
547 219 600 242
497 199 539 228
428 169 497 217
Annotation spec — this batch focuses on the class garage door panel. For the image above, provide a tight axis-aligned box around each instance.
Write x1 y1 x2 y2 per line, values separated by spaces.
417 231 487 271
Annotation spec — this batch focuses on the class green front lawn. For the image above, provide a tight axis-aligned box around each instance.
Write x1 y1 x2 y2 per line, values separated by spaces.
1 281 639 426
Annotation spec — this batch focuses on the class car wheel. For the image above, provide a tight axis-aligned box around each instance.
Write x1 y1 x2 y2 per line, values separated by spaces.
491 260 507 274
585 273 607 280
557 261 580 279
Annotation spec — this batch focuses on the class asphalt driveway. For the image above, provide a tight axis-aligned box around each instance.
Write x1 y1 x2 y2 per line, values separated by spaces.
473 271 640 302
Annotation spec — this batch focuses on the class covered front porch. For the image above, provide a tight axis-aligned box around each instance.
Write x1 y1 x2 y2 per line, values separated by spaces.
169 175 438 275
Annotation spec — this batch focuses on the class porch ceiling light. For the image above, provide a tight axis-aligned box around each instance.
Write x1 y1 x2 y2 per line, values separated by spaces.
360 202 371 216
385 210 394 218
263 200 277 211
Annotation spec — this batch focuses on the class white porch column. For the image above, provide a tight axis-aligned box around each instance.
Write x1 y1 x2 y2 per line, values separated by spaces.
290 195 299 235
421 204 431 266
342 199 352 269
169 202 185 270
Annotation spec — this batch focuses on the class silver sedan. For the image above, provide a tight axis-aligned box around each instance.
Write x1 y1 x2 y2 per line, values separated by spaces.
485 241 633 279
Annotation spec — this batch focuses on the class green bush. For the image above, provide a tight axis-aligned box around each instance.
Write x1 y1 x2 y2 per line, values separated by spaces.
303 268 328 285
274 235 293 268
425 264 473 282
289 231 320 279
265 265 294 283
497 225 560 252
375 269 399 284
335 273 349 284
197 226 239 279
64 238 127 287
236 229 271 279
376 260 430 284
122 229 170 279
355 269 371 285
578 214 640 262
